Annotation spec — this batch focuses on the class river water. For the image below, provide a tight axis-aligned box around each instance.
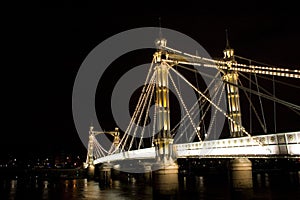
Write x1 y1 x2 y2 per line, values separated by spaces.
1 170 300 200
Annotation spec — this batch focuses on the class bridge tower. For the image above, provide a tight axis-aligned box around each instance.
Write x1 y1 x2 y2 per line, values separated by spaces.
86 126 120 183
153 38 176 165
152 38 179 195
86 126 95 178
222 34 253 188
222 37 244 137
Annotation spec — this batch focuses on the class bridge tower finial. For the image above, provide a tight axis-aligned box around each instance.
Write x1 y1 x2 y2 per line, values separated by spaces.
159 16 162 39
223 29 235 61
225 29 230 49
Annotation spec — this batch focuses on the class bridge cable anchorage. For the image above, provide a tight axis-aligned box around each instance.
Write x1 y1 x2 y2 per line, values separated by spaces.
166 63 265 147
118 60 156 151
128 73 156 151
168 70 202 142
238 72 300 116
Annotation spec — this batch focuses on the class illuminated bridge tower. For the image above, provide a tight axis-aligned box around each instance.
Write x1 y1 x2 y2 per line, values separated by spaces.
222 39 244 137
153 38 175 165
222 36 253 188
152 38 179 195
86 126 96 178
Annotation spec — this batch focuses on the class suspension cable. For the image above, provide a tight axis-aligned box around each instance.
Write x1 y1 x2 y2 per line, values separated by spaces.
166 63 265 147
273 75 277 133
168 71 202 142
249 61 252 133
160 45 300 78
138 79 156 149
117 59 155 150
171 68 222 138
120 73 156 151
183 80 223 142
194 59 208 138
151 93 157 146
253 71 267 133
235 54 300 73
238 78 266 133
206 83 225 139
179 80 224 143
127 73 156 151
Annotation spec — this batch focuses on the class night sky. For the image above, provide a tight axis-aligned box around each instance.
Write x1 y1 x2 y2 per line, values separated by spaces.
3 6 300 159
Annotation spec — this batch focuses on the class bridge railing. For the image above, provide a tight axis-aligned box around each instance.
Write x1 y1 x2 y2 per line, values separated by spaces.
174 132 300 157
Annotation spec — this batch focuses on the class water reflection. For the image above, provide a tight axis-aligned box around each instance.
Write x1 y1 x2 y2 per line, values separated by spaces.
0 171 299 199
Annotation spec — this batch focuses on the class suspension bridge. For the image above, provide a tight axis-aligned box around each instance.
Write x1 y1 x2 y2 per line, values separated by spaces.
84 37 300 188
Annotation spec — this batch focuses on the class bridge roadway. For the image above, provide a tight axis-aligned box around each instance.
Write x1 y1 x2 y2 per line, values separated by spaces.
93 132 300 165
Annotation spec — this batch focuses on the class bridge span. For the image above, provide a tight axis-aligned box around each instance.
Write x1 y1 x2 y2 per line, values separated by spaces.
93 132 300 164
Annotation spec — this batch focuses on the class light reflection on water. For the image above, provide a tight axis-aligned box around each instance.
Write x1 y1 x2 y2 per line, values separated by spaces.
0 171 300 200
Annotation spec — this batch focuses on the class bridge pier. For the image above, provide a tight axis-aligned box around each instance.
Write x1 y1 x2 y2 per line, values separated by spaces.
153 138 179 194
144 165 152 183
153 164 179 196
230 158 253 189
98 163 112 186
87 164 95 179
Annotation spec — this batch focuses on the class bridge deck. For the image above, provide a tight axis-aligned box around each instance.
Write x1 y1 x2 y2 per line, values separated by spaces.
93 132 300 164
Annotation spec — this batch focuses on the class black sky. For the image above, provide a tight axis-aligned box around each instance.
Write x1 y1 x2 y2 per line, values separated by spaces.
3 6 300 158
